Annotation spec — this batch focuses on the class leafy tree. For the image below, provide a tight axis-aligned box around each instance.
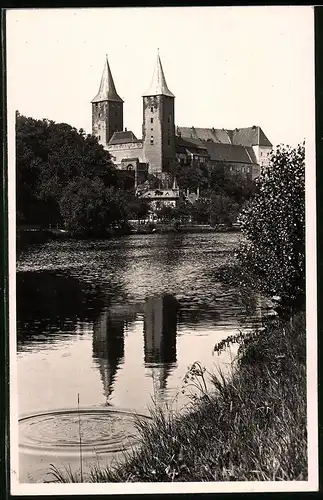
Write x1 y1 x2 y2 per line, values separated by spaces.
16 112 116 227
59 177 125 238
175 198 193 223
157 205 177 223
146 174 160 190
191 199 210 224
209 193 239 226
209 164 256 204
237 144 305 309
126 196 150 222
175 161 209 191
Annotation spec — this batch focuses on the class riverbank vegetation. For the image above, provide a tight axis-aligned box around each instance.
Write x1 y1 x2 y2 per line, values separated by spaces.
48 143 307 483
217 143 305 315
49 311 306 483
96 312 306 482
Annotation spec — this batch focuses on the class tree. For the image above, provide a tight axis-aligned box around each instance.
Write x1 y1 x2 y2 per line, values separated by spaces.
16 112 116 227
237 144 305 309
209 193 239 226
175 161 209 191
126 196 150 222
190 199 210 224
59 177 125 238
157 205 177 223
209 163 257 204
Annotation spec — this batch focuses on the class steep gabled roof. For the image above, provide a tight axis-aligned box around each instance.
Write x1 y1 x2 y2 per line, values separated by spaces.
143 53 175 98
176 137 209 155
176 125 272 148
91 56 123 103
176 127 231 144
108 131 141 145
231 126 272 147
244 146 258 164
139 189 179 200
203 142 255 164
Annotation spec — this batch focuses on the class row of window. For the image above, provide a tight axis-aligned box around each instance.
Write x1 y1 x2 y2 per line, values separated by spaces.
229 165 251 174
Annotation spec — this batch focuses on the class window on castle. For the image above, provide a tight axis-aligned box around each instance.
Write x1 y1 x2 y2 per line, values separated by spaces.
150 136 154 145
150 118 154 123
151 107 154 112
168 137 170 145
98 135 101 140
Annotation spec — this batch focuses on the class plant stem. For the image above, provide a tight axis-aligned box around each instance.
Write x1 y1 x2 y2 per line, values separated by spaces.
77 393 83 482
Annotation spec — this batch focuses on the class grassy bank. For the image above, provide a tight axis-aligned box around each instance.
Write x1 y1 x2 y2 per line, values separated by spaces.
50 310 307 483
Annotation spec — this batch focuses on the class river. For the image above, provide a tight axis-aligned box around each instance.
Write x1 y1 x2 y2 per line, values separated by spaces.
16 232 274 483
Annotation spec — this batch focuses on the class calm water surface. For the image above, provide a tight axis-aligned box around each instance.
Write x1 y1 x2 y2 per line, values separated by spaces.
16 232 274 482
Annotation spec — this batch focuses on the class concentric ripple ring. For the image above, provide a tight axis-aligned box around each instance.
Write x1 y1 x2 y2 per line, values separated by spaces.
19 408 149 456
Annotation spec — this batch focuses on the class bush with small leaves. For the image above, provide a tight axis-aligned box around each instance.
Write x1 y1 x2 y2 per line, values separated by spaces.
237 143 305 310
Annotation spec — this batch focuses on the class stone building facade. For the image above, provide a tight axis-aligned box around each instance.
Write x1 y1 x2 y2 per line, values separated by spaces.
91 54 272 184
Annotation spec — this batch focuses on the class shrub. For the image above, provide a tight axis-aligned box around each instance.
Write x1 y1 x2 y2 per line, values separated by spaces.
237 144 305 310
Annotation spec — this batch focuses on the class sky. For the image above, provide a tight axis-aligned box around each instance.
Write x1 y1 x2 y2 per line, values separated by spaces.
7 6 314 147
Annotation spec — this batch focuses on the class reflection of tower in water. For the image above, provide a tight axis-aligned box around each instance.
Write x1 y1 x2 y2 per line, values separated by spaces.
143 295 178 390
92 308 125 400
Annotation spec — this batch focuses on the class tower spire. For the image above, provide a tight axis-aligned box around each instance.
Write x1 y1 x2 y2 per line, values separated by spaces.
91 56 123 103
143 51 175 98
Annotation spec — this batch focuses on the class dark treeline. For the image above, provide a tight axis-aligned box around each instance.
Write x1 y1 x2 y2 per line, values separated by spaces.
16 112 149 237
16 112 256 237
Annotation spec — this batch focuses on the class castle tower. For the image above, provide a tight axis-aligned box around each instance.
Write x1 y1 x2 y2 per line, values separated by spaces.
142 52 176 177
91 56 123 147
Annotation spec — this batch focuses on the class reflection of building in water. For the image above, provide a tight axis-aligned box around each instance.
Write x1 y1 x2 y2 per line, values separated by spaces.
143 295 178 389
92 307 126 400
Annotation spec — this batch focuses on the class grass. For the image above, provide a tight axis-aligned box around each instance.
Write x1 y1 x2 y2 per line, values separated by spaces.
48 310 307 483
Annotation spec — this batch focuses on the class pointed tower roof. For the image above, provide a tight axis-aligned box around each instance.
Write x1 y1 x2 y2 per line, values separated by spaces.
143 52 175 98
172 176 178 190
91 56 123 103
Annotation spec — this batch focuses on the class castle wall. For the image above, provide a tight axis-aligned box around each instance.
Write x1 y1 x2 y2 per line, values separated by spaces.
252 145 272 168
106 142 144 164
208 160 258 180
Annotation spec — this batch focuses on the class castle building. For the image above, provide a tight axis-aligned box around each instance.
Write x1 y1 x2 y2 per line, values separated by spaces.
91 53 272 184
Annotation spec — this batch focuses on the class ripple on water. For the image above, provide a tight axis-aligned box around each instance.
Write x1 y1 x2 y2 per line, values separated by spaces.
19 409 148 457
